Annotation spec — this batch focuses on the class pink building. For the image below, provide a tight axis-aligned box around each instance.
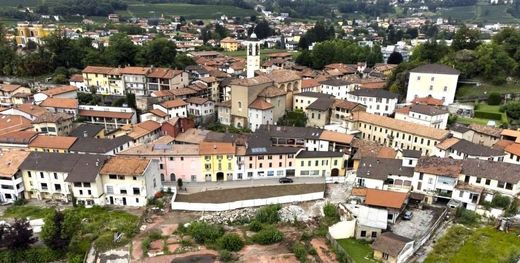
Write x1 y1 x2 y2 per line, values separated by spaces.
118 136 203 182
243 145 300 179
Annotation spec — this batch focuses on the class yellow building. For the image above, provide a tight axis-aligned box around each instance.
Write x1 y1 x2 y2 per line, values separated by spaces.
220 37 239 52
294 150 345 177
82 66 124 95
28 135 77 153
199 142 236 181
15 23 55 47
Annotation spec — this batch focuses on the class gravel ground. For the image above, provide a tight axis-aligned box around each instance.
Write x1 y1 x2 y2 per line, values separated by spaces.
392 208 436 240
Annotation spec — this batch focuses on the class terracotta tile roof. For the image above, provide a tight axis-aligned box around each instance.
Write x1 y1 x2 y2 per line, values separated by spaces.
351 138 396 160
32 112 73 124
231 75 273 86
186 97 210 105
301 79 320 89
505 143 520 156
249 98 273 110
364 188 408 209
395 107 410 115
0 84 23 92
319 130 354 144
79 109 134 119
258 86 287 98
16 103 48 117
199 142 236 155
267 69 301 83
351 187 367 197
147 68 182 78
82 66 115 75
415 157 463 177
215 100 231 108
494 139 514 150
220 37 238 43
69 74 84 82
332 99 364 111
0 150 31 177
119 66 149 75
39 98 78 109
0 130 38 144
371 232 412 257
29 135 77 150
267 52 292 58
151 90 174 97
161 99 188 109
100 156 150 176
149 108 168 117
469 123 502 138
42 86 77 96
0 115 33 136
359 81 386 89
353 111 449 140
436 137 460 150
411 95 443 106
170 87 197 96
501 129 520 143
137 120 161 131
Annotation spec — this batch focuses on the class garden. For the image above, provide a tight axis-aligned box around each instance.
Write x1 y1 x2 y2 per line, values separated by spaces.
0 204 140 263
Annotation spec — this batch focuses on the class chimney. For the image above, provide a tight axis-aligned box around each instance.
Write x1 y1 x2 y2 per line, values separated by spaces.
95 159 99 167
83 131 88 138
213 144 217 149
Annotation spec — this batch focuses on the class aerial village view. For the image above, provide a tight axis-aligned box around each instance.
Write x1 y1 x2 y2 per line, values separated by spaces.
2 0 520 262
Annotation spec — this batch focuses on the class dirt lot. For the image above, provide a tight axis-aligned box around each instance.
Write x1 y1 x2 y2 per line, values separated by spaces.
175 184 325 203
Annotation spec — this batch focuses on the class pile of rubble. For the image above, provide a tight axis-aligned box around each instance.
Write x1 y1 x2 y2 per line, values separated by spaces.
278 205 310 223
198 207 257 224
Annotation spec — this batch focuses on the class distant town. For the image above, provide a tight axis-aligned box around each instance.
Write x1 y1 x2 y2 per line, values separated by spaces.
1 0 520 263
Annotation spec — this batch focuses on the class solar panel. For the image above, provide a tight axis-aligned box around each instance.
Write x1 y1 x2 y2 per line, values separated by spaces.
251 147 267 153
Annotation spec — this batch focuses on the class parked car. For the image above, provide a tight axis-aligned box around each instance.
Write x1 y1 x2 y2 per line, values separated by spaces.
279 177 294 183
403 210 413 220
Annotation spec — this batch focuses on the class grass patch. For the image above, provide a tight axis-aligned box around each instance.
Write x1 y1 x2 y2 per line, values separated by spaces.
455 102 509 127
119 3 256 19
456 83 520 99
425 226 520 263
436 2 518 24
337 238 375 263
456 116 498 126
2 205 55 219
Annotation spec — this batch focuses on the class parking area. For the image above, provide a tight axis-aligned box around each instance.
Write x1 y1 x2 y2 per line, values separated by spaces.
391 206 444 240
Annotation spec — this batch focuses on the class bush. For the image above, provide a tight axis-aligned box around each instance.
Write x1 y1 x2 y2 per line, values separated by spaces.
217 233 244 252
94 232 116 251
187 221 224 244
323 203 340 223
455 207 480 225
255 204 281 224
292 243 308 262
491 194 511 209
248 220 263 232
474 110 502 120
252 226 283 245
487 92 502 105
219 250 233 262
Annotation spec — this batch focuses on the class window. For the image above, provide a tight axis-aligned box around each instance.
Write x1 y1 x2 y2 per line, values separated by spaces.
54 184 61 191
428 178 433 184
106 186 114 194
87 190 91 195
360 231 366 237
419 172 424 180
53 173 58 179
133 188 140 195
41 183 48 190
371 232 377 238
476 177 481 183
79 190 83 195
459 191 464 198
498 181 505 188
84 182 90 187
27 171 31 177
383 253 389 260
74 182 82 187
40 172 44 178
485 179 491 185
109 174 117 179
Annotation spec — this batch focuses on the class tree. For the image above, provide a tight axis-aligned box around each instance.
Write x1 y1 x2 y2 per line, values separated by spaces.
137 38 177 67
41 210 74 250
214 24 228 40
177 178 183 189
501 102 520 120
487 92 502 105
387 51 404 64
493 27 520 63
411 40 450 63
0 219 37 249
452 25 481 51
476 43 517 84
174 54 196 69
442 49 479 79
252 20 274 39
105 33 139 66
298 21 335 49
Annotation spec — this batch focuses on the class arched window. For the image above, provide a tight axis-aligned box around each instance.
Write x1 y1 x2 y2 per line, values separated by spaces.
248 44 253 55
170 173 176 182
160 173 164 182
238 101 242 109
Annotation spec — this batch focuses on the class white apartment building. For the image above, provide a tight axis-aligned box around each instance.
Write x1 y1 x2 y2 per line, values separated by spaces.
120 67 149 96
319 78 356 100
293 92 333 111
347 88 398 116
406 64 460 106
154 99 188 119
248 98 274 131
100 156 161 207
348 111 450 155
395 104 449 129
434 138 505 162
0 151 30 203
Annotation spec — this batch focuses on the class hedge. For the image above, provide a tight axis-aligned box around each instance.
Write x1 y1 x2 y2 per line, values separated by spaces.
474 111 502 120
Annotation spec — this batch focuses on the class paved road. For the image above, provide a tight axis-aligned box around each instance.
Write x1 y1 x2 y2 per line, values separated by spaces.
163 177 328 193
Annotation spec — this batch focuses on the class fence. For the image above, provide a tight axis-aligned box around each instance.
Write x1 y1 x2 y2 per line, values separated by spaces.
171 191 324 211
325 232 353 263
412 207 448 252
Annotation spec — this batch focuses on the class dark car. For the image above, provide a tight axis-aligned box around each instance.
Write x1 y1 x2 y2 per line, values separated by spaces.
279 177 294 183
403 210 413 220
